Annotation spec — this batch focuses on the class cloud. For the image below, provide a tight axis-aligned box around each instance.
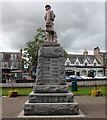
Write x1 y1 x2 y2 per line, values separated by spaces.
55 2 105 53
1 2 105 54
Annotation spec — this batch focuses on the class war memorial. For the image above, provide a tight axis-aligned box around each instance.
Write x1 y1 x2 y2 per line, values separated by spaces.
19 5 84 118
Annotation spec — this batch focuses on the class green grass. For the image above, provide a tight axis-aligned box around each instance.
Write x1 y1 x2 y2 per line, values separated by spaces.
1 87 32 96
69 86 107 97
1 86 107 97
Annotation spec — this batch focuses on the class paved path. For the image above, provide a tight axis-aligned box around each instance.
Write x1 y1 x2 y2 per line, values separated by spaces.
2 95 106 119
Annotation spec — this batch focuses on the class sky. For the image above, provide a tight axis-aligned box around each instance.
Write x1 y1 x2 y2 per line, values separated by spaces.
0 0 106 55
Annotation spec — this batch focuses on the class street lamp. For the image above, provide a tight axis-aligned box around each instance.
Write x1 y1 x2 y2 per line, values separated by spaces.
20 48 23 71
103 53 106 76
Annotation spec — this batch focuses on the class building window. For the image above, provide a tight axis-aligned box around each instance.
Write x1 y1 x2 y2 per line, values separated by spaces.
94 63 96 66
85 62 87 66
81 70 87 76
76 62 79 66
0 53 3 59
67 62 70 66
11 54 13 59
14 63 16 67
4 62 8 68
1 62 3 68
11 54 17 60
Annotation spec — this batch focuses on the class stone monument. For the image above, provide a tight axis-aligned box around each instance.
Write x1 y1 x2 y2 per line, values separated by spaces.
22 4 80 116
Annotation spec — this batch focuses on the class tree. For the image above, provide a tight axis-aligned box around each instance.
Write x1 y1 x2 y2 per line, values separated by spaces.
23 27 68 72
64 50 68 59
23 28 46 70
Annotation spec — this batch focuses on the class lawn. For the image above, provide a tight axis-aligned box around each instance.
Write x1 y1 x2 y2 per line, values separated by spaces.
1 86 107 97
70 86 107 97
1 87 32 96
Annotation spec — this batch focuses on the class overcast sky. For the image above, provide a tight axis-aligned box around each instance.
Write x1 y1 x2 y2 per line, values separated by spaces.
0 1 105 54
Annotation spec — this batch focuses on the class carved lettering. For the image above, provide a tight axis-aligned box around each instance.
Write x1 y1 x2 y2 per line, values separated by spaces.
52 60 57 63
53 67 58 70
44 67 50 71
52 74 58 77
52 70 58 73
52 64 57 66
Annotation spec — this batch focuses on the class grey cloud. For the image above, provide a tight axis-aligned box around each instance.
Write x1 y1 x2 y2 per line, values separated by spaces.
1 2 105 53
54 2 105 53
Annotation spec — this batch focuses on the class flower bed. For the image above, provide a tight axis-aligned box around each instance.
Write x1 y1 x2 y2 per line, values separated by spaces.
8 90 18 97
91 89 102 96
91 83 103 97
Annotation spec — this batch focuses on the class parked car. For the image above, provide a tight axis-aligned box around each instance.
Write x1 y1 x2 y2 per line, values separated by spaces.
70 75 82 79
94 74 107 79
66 75 82 80
80 75 92 79
22 75 34 80
66 76 71 80
69 75 76 79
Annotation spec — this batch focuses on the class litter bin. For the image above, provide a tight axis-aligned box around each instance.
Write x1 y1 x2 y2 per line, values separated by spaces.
72 80 78 91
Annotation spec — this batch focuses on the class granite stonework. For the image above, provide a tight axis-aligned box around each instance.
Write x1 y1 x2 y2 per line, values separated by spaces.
36 42 66 86
33 85 68 93
28 92 74 103
23 42 80 115
24 101 79 115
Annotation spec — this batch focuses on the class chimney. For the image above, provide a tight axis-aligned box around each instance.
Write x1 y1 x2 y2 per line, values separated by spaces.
94 47 103 65
94 47 100 56
83 49 88 56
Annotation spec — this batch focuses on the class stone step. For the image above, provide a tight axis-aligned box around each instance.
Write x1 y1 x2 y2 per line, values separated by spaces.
33 85 69 93
23 101 79 115
28 92 74 103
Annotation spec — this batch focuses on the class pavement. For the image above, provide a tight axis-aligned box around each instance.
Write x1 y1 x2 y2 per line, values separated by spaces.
1 95 107 119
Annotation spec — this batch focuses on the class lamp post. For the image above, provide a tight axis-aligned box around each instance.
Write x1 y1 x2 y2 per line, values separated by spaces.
29 56 32 75
20 48 23 79
103 53 107 76
20 48 22 71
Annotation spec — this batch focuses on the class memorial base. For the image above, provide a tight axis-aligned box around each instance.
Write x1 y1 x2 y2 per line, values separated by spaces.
23 101 79 115
18 110 85 118
21 42 83 117
28 92 74 103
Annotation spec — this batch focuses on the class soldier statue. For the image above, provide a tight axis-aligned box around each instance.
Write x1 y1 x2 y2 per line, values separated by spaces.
44 5 57 42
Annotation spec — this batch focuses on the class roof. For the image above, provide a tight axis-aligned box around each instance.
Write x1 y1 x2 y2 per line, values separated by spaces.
68 54 100 64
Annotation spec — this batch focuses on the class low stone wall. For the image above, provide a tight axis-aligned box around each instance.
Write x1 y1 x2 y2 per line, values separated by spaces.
1 79 107 88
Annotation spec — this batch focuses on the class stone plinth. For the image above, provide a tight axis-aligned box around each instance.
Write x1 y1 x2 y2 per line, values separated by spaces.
23 41 80 116
24 101 79 115
28 92 74 103
33 85 68 93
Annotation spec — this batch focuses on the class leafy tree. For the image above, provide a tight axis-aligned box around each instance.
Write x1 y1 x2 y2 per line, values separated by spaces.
23 28 46 70
23 27 68 72
64 50 68 59
20 58 26 71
